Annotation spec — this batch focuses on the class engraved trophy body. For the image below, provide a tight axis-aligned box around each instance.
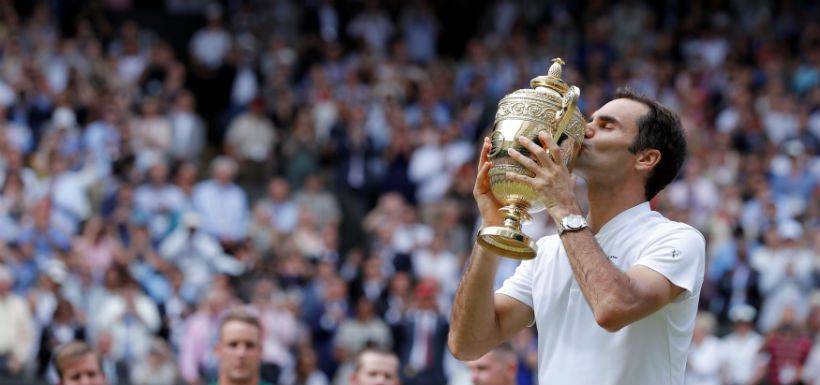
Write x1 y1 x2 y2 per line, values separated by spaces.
477 58 586 259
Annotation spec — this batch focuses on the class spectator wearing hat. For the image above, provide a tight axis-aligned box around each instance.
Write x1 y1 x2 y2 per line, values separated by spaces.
720 304 764 385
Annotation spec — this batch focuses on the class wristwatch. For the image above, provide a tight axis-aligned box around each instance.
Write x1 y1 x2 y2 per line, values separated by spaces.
557 214 588 235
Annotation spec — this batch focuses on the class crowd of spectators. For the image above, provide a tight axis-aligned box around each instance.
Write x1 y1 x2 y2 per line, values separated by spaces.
0 0 818 385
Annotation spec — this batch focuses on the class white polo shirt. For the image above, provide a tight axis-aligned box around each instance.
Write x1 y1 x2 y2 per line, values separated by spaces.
497 202 705 385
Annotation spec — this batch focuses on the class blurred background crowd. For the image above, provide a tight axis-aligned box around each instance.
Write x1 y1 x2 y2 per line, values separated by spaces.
0 0 818 384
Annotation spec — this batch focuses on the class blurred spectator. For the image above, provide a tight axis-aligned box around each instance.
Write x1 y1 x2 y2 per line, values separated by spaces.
254 177 299 238
411 233 459 299
168 91 206 164
72 215 124 283
16 199 72 265
467 342 518 385
307 274 349 377
757 306 813 385
192 156 250 245
349 256 387 304
346 0 394 56
189 4 232 71
348 347 400 385
756 220 815 332
179 286 233 385
53 341 107 385
720 305 764 385
130 97 173 166
686 312 722 385
395 279 448 385
214 307 268 385
249 278 299 384
37 298 85 378
0 264 35 378
95 277 161 380
282 345 330 385
709 227 762 324
133 161 186 241
224 96 277 184
293 174 341 231
332 296 392 384
129 338 179 385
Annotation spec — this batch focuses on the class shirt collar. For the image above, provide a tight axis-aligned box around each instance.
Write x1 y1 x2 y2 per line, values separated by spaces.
595 201 652 237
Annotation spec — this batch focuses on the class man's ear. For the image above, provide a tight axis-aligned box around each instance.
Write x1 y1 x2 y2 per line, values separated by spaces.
635 148 661 172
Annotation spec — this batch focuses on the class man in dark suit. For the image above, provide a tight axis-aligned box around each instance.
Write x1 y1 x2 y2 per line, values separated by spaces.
395 279 448 385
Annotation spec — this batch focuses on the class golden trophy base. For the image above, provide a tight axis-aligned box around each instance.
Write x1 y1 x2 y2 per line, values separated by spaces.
477 226 537 260
477 205 538 260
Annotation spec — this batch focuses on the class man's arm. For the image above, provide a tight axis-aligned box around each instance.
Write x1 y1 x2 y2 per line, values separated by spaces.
559 227 684 332
449 136 534 361
448 244 534 360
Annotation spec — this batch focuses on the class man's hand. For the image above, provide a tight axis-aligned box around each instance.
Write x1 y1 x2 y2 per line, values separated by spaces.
505 131 581 221
474 136 506 227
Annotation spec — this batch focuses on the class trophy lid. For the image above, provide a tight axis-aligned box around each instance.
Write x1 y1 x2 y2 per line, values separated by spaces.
530 58 569 94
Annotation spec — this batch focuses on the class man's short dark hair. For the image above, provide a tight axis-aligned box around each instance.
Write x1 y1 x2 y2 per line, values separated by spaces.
218 307 262 339
53 341 102 379
614 86 687 200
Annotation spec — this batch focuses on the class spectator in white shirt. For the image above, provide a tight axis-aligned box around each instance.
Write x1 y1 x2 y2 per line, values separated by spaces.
189 4 232 70
685 312 722 385
721 305 764 385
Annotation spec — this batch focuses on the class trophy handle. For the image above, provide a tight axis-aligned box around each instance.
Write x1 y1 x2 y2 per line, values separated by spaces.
552 85 580 146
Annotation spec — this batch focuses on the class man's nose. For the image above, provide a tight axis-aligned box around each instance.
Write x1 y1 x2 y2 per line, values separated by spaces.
584 122 595 139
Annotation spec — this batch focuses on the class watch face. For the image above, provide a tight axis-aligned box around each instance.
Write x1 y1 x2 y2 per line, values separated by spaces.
563 215 586 230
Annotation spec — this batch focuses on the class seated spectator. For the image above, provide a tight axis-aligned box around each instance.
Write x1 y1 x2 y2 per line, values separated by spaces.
720 305 764 385
37 298 85 378
129 338 179 385
192 156 250 247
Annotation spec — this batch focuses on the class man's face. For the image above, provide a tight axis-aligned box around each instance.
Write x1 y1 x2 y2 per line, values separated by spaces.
59 355 106 385
468 352 513 385
351 352 400 385
573 98 648 184
216 321 262 384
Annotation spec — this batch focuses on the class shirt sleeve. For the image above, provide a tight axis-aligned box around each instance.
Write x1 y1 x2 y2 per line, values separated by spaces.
634 224 706 302
496 258 535 310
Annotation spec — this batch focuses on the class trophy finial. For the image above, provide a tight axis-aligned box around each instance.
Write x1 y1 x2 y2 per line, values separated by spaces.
548 58 565 79
530 57 568 93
